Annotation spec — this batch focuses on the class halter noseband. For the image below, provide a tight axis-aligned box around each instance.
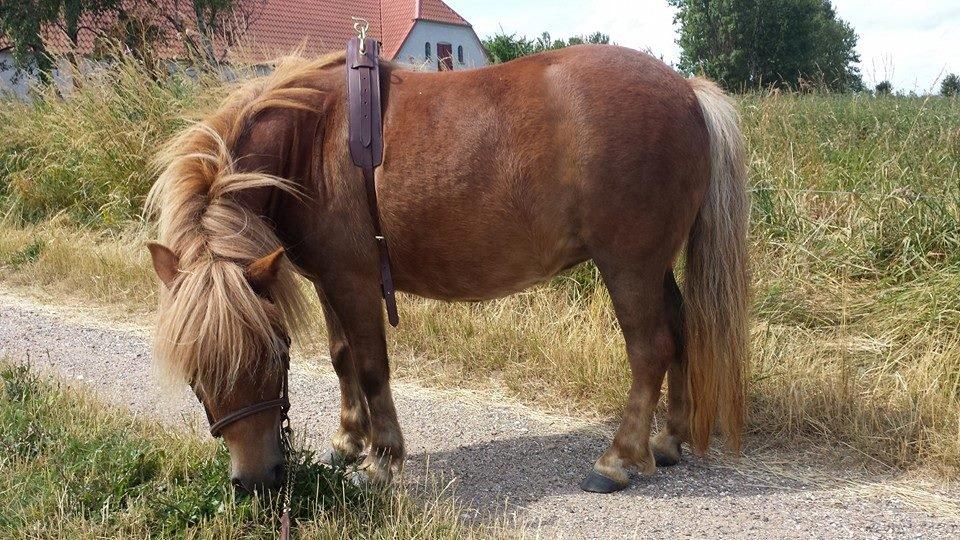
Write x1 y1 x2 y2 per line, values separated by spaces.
193 336 292 438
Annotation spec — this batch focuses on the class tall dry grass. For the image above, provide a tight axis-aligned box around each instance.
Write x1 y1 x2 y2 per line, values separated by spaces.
2 57 959 476
0 56 225 226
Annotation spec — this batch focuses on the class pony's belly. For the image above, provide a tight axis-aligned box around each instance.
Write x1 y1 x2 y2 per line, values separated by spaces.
394 246 588 302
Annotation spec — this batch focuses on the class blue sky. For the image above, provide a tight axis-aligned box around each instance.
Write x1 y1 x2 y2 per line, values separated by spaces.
449 0 960 92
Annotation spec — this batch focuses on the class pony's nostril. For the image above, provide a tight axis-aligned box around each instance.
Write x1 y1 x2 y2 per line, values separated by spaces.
231 477 247 492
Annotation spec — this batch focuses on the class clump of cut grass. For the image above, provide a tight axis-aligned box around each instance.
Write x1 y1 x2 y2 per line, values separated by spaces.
0 361 498 538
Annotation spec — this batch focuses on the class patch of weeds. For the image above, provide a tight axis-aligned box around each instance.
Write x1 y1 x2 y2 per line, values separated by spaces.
4 238 44 268
1 362 36 402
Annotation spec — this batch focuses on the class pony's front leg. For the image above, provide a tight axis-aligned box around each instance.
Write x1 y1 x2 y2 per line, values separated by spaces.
316 288 370 465
319 280 404 484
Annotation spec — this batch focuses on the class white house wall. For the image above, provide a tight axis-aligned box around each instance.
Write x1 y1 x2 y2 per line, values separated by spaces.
393 20 487 71
1 51 33 97
1 52 76 99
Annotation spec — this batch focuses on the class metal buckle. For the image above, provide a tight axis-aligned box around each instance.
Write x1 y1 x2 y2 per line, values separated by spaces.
352 17 369 54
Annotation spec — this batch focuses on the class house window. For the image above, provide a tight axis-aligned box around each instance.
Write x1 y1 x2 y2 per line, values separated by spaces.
457 45 464 64
425 42 432 58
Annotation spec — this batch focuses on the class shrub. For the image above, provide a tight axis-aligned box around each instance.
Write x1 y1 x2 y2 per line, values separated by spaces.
942 73 960 97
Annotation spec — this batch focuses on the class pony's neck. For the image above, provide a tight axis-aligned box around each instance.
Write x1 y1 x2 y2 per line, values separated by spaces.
229 107 328 273
231 107 317 215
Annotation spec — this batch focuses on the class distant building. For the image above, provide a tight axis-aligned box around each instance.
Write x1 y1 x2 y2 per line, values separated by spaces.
1 0 488 96
244 0 488 70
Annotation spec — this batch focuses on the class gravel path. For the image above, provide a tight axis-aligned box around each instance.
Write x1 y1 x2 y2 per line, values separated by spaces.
1 288 958 539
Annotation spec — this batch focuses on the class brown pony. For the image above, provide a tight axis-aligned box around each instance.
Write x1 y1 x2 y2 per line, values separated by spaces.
145 45 749 494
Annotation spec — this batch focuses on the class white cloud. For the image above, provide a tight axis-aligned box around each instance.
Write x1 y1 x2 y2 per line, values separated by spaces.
572 0 679 61
833 1 960 91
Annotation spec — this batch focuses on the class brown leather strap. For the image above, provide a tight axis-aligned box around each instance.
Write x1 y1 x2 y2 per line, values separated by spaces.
347 37 399 327
209 396 289 437
195 340 291 438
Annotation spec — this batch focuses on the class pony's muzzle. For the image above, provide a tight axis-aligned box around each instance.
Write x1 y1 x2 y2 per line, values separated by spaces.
232 461 285 493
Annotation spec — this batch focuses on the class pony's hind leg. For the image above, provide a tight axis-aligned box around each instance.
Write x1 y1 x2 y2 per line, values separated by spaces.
581 264 677 493
317 287 370 465
650 271 690 466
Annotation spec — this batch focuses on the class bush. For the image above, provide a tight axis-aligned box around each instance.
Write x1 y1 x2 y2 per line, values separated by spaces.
942 73 960 97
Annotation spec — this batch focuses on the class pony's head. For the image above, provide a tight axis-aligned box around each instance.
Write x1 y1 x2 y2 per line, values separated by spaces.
145 54 340 491
146 184 303 491
147 241 300 492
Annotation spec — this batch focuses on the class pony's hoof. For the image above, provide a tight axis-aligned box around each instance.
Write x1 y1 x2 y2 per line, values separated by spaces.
653 448 680 467
348 470 372 488
348 468 392 489
320 448 360 468
580 470 628 493
650 432 682 467
347 454 395 488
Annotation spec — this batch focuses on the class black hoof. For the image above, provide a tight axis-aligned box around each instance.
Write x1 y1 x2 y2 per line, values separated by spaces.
653 448 681 467
580 470 627 493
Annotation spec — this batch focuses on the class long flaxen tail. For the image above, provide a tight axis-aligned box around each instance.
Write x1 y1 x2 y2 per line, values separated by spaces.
683 78 750 454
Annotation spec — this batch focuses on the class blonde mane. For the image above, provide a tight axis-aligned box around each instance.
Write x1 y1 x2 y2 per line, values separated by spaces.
145 52 344 392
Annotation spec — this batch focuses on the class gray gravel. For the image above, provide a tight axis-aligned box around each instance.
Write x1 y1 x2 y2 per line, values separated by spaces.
1 288 958 539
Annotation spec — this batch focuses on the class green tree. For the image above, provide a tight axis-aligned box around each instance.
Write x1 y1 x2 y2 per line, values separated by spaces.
482 32 536 63
161 0 265 66
942 74 960 97
874 80 892 96
0 0 151 79
483 30 613 63
0 0 67 79
0 0 261 80
669 0 862 92
568 32 611 46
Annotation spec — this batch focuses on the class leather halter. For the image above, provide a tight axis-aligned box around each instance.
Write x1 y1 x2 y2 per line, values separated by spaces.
193 337 291 438
347 36 400 327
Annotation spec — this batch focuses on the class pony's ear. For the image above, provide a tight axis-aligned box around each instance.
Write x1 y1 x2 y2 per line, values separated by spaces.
147 242 180 289
246 247 285 290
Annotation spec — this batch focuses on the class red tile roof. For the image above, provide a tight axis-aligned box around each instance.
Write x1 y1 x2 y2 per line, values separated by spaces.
0 0 475 62
417 0 470 27
381 0 417 60
241 0 382 58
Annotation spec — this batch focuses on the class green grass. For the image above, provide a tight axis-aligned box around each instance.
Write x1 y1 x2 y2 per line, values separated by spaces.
0 362 495 538
2 56 960 478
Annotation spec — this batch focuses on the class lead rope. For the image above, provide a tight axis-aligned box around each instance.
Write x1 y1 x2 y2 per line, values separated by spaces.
278 347 294 540
279 412 294 540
